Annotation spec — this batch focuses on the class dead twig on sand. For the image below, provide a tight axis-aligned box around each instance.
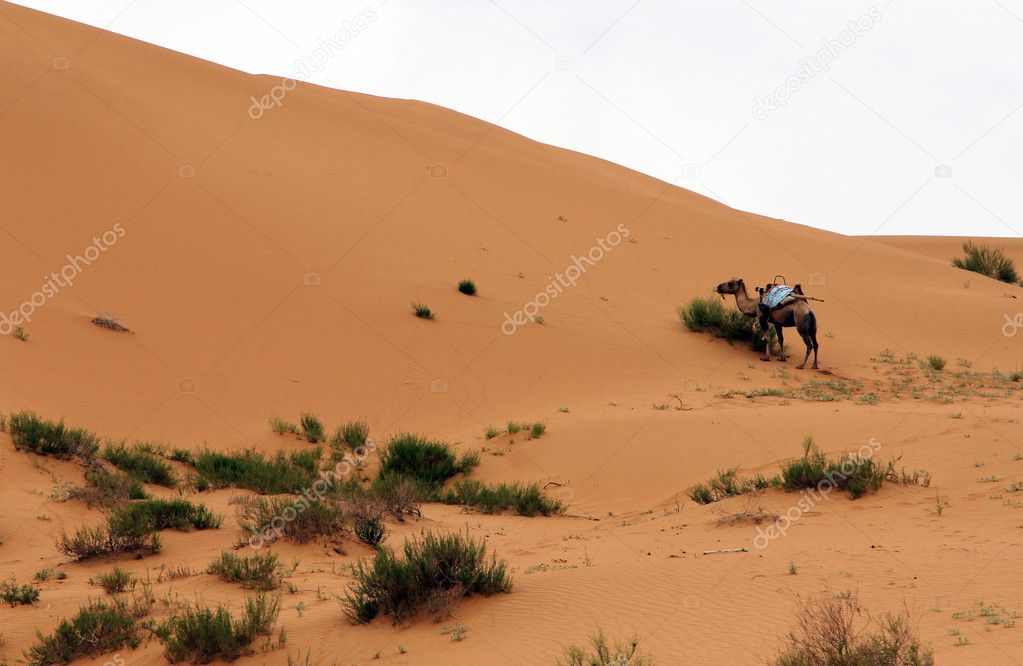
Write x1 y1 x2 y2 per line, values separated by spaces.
703 548 748 555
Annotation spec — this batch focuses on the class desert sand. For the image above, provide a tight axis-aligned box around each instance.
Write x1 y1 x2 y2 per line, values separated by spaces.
1 3 1022 664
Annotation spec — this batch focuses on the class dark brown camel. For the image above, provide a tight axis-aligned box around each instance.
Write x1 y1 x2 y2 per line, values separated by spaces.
715 278 819 369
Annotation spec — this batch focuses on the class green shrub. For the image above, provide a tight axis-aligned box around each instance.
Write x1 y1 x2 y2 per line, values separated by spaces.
110 498 221 533
0 579 40 605
457 279 477 296
195 448 320 494
378 434 465 487
437 480 563 516
484 425 502 439
780 437 890 500
369 474 424 522
299 413 325 443
238 496 344 545
527 422 546 439
952 241 1020 285
925 354 946 371
690 468 774 504
169 448 195 464
345 530 511 624
412 303 434 319
678 298 759 346
507 421 523 434
269 416 299 436
92 567 136 594
208 552 283 590
8 411 99 460
159 593 281 663
104 442 175 486
27 597 147 665
558 630 653 666
331 419 369 448
353 512 388 548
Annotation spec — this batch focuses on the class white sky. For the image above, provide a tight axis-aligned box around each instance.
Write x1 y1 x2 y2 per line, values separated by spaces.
12 0 1023 237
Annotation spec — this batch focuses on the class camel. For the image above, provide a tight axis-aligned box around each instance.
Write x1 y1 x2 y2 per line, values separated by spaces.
714 278 819 369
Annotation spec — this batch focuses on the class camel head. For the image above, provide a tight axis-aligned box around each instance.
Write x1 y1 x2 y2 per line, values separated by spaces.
714 278 744 299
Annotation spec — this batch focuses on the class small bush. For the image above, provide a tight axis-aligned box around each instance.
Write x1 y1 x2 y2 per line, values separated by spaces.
507 421 523 434
110 498 221 533
0 579 40 605
208 551 283 590
558 630 653 666
238 496 344 545
925 354 946 371
67 469 148 508
438 480 564 516
352 505 388 548
952 240 1020 285
159 594 281 663
369 474 424 522
27 597 147 665
678 297 726 332
780 437 890 500
378 434 462 487
690 468 773 504
169 448 195 464
457 279 477 296
527 422 546 439
299 413 325 443
345 530 511 624
269 416 299 436
104 442 176 486
484 425 502 439
412 302 434 320
93 567 136 594
9 411 99 460
772 593 933 666
331 419 369 448
195 448 321 494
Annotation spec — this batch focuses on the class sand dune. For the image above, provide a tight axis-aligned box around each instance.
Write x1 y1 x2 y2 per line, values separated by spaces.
2 2 1022 664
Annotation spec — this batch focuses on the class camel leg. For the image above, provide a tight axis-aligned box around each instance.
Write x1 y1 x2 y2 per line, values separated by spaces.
796 333 812 369
810 329 819 370
758 314 771 362
775 324 787 362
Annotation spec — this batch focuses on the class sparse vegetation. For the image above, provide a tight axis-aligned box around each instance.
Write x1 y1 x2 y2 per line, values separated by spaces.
558 630 653 666
159 593 281 663
350 499 388 547
378 434 474 488
9 411 99 460
772 593 934 666
779 437 889 500
104 442 176 486
0 579 40 605
331 419 369 449
269 416 300 436
208 551 284 590
238 495 344 545
194 448 321 494
690 468 774 504
437 480 564 516
457 279 477 296
484 425 501 440
344 530 511 624
412 302 434 320
65 469 149 507
925 354 947 371
952 240 1021 285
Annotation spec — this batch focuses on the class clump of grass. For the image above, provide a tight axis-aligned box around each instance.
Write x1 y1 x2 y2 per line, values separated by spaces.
772 593 933 666
169 448 195 464
194 448 321 494
92 567 136 594
159 593 281 663
412 302 434 320
690 468 774 504
8 411 99 460
344 530 511 624
104 442 176 486
678 297 758 346
269 416 300 436
457 279 477 296
527 422 546 439
378 434 469 488
437 480 564 516
57 523 157 561
483 425 502 440
780 437 890 500
952 240 1020 285
27 596 150 665
65 469 149 508
925 355 947 371
208 552 284 590
558 630 653 666
238 496 344 545
0 579 40 605
331 419 369 449
507 421 523 434
299 413 325 443
14 325 29 341
349 498 388 548
110 498 221 533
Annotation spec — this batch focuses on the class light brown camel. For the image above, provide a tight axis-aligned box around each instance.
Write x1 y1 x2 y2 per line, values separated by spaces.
714 278 819 369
